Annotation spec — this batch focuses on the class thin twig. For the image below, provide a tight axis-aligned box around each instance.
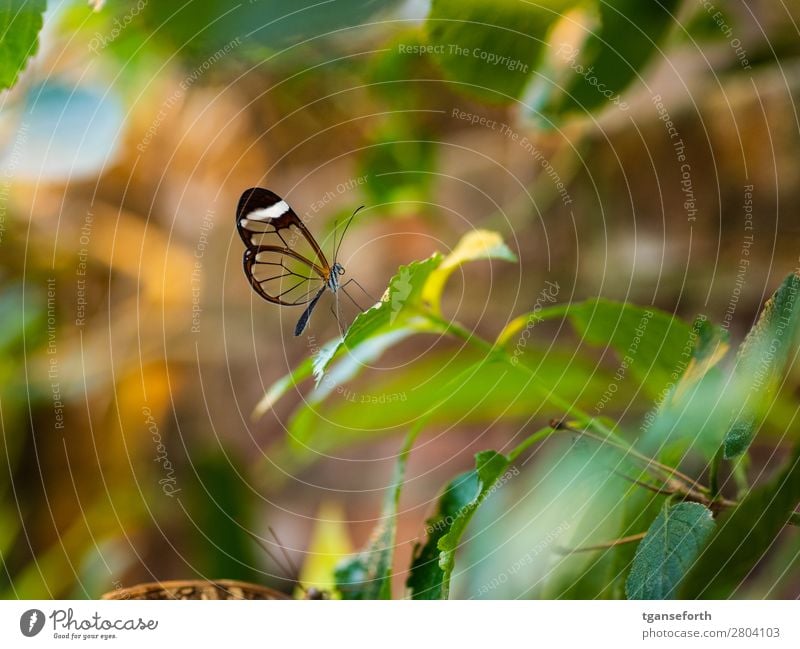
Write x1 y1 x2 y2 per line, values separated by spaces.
556 532 648 554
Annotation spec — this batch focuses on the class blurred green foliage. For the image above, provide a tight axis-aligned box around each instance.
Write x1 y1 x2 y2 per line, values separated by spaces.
1 0 799 602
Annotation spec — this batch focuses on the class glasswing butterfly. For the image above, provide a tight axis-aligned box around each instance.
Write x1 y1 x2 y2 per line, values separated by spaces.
236 187 366 335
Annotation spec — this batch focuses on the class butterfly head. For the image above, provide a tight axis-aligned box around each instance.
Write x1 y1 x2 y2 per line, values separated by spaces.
328 262 345 291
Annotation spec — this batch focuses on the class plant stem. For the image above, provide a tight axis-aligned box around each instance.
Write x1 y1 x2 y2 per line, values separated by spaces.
508 426 556 462
557 532 647 554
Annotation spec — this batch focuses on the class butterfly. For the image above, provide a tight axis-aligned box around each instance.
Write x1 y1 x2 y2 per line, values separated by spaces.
236 187 366 336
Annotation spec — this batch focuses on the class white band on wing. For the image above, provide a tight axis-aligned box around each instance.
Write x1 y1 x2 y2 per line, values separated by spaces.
246 200 290 221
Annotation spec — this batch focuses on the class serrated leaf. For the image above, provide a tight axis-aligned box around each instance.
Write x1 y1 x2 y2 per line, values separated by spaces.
427 0 578 103
408 450 517 599
334 426 418 599
407 470 480 599
724 271 800 458
0 0 45 91
314 254 443 382
422 229 517 313
680 444 800 598
625 502 715 600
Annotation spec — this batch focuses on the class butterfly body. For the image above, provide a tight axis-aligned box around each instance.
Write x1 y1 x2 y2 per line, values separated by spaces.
237 187 360 335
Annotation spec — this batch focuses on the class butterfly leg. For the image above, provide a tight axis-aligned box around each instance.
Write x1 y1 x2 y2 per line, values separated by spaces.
340 285 367 313
341 278 378 304
329 300 345 336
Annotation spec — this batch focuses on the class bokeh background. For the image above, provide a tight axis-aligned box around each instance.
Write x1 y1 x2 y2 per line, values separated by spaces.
1 0 799 598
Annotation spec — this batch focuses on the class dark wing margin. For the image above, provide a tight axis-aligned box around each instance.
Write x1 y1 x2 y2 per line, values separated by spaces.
237 187 330 306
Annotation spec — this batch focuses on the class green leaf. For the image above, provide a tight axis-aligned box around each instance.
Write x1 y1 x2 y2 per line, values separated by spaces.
538 0 681 118
607 490 667 599
625 502 715 600
335 426 419 599
724 271 800 458
273 345 630 477
680 444 800 598
312 253 444 382
358 131 437 208
408 450 517 599
310 329 416 400
407 470 480 599
422 229 517 313
142 0 404 63
0 0 45 91
499 298 695 401
570 300 694 399
427 0 577 103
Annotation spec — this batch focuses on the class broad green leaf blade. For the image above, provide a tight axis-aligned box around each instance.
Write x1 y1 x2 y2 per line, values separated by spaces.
679 444 800 599
309 329 416 403
274 345 628 478
569 299 694 399
544 447 651 599
422 230 517 313
427 0 577 103
407 470 480 599
539 0 681 118
724 271 800 458
142 0 404 62
314 253 443 381
625 502 715 600
607 490 667 599
408 450 516 599
437 451 511 587
335 427 419 599
498 298 695 400
0 0 45 91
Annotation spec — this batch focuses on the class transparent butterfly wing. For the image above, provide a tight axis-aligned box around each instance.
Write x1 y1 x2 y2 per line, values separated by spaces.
237 187 331 306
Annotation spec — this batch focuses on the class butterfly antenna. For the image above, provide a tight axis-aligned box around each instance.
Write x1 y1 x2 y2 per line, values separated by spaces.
341 285 366 313
331 218 340 261
333 205 365 262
